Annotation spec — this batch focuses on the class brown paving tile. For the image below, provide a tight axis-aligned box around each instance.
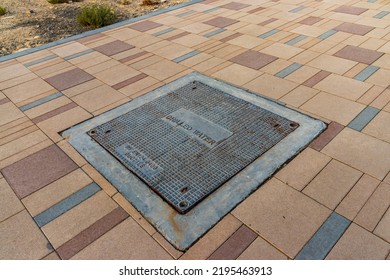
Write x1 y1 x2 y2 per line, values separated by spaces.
57 207 129 259
112 73 148 90
326 223 390 260
71 218 172 259
0 178 24 222
76 33 106 44
208 225 257 260
303 160 363 210
229 50 277 70
354 182 390 231
119 51 148 64
299 16 322 25
334 45 384 65
238 237 288 260
1 144 78 199
128 20 163 32
45 68 94 91
248 7 265 14
309 122 344 151
220 2 250 10
232 178 331 258
0 210 52 259
333 5 368 15
93 40 134 56
276 148 331 191
42 251 61 260
0 98 9 105
334 22 374 36
203 16 239 28
258 18 278 26
166 31 190 41
374 208 390 243
31 102 78 124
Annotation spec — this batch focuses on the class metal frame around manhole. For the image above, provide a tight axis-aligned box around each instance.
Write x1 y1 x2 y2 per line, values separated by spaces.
62 72 326 251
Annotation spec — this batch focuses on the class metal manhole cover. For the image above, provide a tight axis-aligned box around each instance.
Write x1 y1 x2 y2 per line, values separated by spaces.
87 81 298 213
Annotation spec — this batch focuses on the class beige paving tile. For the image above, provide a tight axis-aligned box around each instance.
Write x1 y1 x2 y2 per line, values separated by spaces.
373 54 390 70
336 174 381 221
51 42 90 58
72 53 111 70
354 182 390 232
301 92 365 125
41 251 60 260
192 57 226 72
172 34 209 47
0 103 25 128
152 43 194 60
366 68 390 88
42 191 118 248
322 128 390 180
0 64 30 83
291 25 326 37
180 22 214 34
326 223 390 260
280 85 319 108
374 207 390 243
82 164 117 197
228 34 264 49
180 214 242 260
285 66 321 85
141 59 188 81
72 218 172 260
0 178 24 222
84 59 120 75
307 54 357 75
357 85 385 105
362 111 390 143
0 72 38 91
290 50 321 65
303 160 362 209
237 237 288 260
244 74 298 99
152 232 183 259
233 178 331 258
37 106 92 142
22 169 92 217
260 43 304 60
315 74 371 101
259 59 292 75
371 89 390 110
93 64 141 86
0 210 51 259
57 140 87 167
3 78 54 104
118 76 160 97
276 148 331 191
72 85 126 113
61 79 103 98
24 96 72 120
212 64 260 86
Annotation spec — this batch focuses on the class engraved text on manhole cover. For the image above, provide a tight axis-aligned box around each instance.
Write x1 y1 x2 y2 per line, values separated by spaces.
88 81 298 213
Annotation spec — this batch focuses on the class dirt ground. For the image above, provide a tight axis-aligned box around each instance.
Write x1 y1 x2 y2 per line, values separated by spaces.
0 0 189 56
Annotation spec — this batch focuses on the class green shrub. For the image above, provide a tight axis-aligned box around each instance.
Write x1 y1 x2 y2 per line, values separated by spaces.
0 6 6 16
77 3 116 28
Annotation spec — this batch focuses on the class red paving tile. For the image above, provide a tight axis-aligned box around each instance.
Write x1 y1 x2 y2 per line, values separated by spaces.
248 7 265 14
166 31 190 41
93 40 135 56
309 122 344 151
128 20 163 32
220 2 250 10
45 68 95 91
334 45 384 64
303 70 331 87
299 16 322 25
258 18 278 26
219 32 242 43
31 102 78 124
112 73 148 90
204 17 239 28
1 145 78 199
334 22 374 36
0 98 10 105
208 225 257 260
119 51 148 63
230 50 277 70
333 5 368 15
56 207 129 260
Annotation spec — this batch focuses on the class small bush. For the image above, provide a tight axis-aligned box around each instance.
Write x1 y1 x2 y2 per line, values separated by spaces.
119 0 132 5
0 6 6 16
77 3 117 28
142 0 161 5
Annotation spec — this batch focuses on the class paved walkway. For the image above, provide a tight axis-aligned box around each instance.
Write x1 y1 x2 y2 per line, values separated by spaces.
1 0 390 260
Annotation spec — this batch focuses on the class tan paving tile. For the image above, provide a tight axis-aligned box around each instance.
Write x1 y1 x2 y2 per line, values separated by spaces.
260 43 304 60
152 232 183 259
22 169 92 217
285 66 321 85
0 103 25 128
41 251 60 260
71 52 111 70
93 64 141 86
322 128 390 180
335 174 381 221
42 191 117 248
314 74 371 101
301 92 365 125
0 64 30 83
227 34 264 49
82 164 117 197
3 78 54 104
0 72 38 91
303 160 362 209
71 218 172 260
374 207 390 243
0 210 51 259
307 54 357 75
276 148 331 191
244 73 298 99
152 43 194 60
260 59 293 75
362 111 390 143
233 178 331 258
212 64 260 86
180 214 242 260
366 68 390 88
280 85 319 108
51 42 90 58
372 54 390 70
0 178 24 223
357 86 385 106
371 89 390 110
172 33 209 47
354 182 390 232
61 79 103 98
237 237 288 260
141 59 188 81
326 223 390 260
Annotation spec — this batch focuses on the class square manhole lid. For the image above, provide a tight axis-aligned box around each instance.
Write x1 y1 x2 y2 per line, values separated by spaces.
63 72 325 250
87 81 299 213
